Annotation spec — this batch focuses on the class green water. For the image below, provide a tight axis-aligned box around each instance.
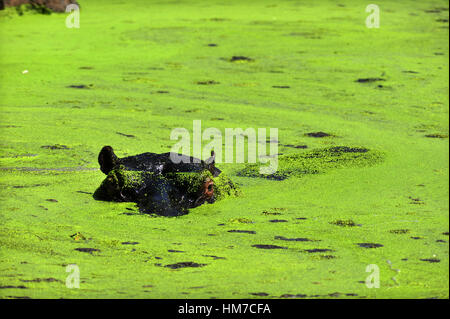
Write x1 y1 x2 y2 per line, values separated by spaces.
0 0 448 299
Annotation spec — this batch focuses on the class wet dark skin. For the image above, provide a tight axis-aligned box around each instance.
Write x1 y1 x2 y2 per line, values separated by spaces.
94 146 224 216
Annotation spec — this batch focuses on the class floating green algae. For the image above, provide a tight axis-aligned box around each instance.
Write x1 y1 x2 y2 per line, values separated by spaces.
0 0 448 299
93 166 149 200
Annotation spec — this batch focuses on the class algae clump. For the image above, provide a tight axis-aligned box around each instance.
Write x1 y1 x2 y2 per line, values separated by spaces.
238 146 384 180
165 170 240 201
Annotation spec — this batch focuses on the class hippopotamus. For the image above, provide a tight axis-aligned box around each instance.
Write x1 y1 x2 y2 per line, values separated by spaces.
93 146 239 216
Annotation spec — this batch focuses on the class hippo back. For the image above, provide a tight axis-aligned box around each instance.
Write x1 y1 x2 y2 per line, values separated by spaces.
119 152 208 175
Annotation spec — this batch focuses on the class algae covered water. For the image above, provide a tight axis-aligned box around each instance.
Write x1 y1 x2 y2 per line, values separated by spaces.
0 0 448 299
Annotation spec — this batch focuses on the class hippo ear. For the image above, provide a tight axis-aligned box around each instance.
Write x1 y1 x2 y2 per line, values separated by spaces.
98 146 118 175
205 150 221 177
205 150 215 165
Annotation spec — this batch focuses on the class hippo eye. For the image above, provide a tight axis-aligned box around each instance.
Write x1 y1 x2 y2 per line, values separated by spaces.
202 179 214 199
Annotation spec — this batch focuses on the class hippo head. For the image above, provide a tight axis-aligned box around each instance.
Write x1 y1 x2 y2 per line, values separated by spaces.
93 147 240 216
